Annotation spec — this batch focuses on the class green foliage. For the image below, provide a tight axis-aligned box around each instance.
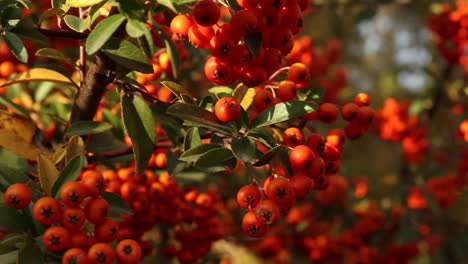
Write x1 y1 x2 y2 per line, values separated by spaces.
121 93 155 174
65 121 113 136
250 100 318 128
86 14 126 55
51 155 85 197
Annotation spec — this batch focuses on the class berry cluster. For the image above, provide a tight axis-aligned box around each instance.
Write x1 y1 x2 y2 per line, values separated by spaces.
168 0 309 86
429 1 468 77
3 172 143 264
101 152 224 264
376 98 428 163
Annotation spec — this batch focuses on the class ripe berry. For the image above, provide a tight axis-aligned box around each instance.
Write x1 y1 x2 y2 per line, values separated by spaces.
62 248 88 264
237 0 260 8
209 33 234 59
341 102 359 121
4 183 32 209
88 243 115 264
318 103 339 123
265 177 294 205
254 199 280 225
242 211 268 238
290 174 313 199
43 226 71 252
59 181 86 207
170 14 195 39
289 145 315 173
84 197 109 224
287 62 310 87
237 185 262 210
204 56 236 85
240 64 267 87
253 89 274 111
33 197 62 225
259 0 285 14
283 127 304 147
230 10 258 36
80 170 105 198
214 97 241 122
278 80 297 101
262 48 283 71
61 207 85 231
192 0 220 27
188 24 215 49
227 44 252 68
306 134 326 156
95 219 119 243
354 93 371 106
115 239 143 264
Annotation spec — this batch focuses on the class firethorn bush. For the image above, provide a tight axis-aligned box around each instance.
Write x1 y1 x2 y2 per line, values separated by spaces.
0 0 466 263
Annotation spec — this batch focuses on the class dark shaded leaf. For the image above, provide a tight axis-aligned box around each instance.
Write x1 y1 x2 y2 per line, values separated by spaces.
179 144 222 162
101 191 133 215
102 38 153 74
2 31 27 62
231 137 256 163
51 155 84 197
65 121 113 136
184 127 201 151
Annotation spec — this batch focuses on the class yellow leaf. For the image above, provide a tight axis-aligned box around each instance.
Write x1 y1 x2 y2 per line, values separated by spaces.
65 0 106 7
232 86 255 110
53 145 67 164
65 136 85 163
0 110 53 160
1 68 77 88
37 154 59 196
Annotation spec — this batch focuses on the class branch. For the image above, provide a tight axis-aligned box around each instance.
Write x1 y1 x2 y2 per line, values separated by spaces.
36 28 88 39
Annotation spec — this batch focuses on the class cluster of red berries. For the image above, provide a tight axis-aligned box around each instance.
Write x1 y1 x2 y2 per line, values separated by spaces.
287 36 347 102
429 1 468 77
3 171 143 264
101 153 224 264
457 119 468 142
375 98 428 163
168 0 309 86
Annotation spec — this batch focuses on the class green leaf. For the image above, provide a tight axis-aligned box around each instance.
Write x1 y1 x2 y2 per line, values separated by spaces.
245 32 263 58
179 144 222 162
86 14 126 55
0 235 24 255
160 81 193 103
35 48 71 62
184 127 201 151
38 8 65 25
156 0 176 12
166 150 181 175
65 121 113 136
17 238 43 264
117 0 145 19
2 31 27 63
308 86 326 102
121 93 155 174
0 206 28 232
65 0 106 7
52 0 70 12
0 167 30 192
194 148 235 167
175 171 207 182
208 86 233 96
356 7 377 22
0 250 18 264
102 38 153 74
10 17 48 45
231 137 256 163
51 155 85 197
63 15 89 32
167 103 233 134
1 5 22 28
101 191 133 215
253 145 283 167
125 19 146 38
0 96 30 117
251 100 318 128
226 0 242 11
159 30 180 79
102 109 125 139
16 0 31 8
